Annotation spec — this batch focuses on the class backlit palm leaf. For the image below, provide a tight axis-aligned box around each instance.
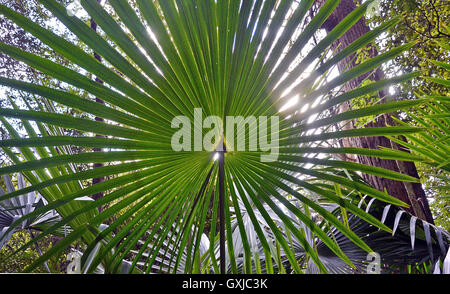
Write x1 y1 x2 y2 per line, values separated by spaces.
0 0 428 273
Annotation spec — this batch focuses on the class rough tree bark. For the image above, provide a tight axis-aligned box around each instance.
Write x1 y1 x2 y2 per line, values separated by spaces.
313 0 434 223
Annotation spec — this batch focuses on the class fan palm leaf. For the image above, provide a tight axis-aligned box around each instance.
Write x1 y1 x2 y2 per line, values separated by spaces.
300 197 450 274
0 0 430 273
0 174 62 249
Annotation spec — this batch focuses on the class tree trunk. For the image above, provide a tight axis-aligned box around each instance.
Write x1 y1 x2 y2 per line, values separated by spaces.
314 0 434 223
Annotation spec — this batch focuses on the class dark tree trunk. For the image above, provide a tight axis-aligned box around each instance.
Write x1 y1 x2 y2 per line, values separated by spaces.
314 0 434 223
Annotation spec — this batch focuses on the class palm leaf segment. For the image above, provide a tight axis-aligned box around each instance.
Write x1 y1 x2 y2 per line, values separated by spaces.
140 197 450 274
298 198 450 274
0 174 61 249
0 0 427 273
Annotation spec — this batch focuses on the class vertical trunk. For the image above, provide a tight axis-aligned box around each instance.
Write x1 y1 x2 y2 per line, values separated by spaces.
218 140 226 274
90 2 105 211
314 0 433 223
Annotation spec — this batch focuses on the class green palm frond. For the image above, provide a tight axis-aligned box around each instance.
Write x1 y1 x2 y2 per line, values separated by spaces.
304 198 450 274
0 0 430 273
390 58 450 174
0 174 63 249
